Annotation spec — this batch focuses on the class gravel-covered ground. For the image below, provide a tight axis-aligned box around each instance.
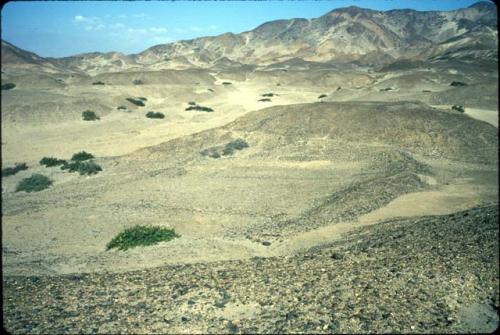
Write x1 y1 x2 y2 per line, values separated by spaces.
3 205 498 334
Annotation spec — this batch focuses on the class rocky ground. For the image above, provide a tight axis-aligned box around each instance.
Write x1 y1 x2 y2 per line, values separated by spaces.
3 205 498 334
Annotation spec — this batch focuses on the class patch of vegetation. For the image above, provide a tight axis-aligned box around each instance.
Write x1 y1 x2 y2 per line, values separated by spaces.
15 174 53 193
126 97 145 107
379 87 393 91
318 94 327 99
185 105 214 112
188 101 196 106
207 88 215 92
146 111 165 119
138 97 147 101
70 151 94 162
40 157 67 167
133 79 144 85
106 225 180 251
2 163 28 177
82 110 100 121
92 81 105 85
200 148 221 159
276 83 281 86
450 81 467 87
336 86 341 91
222 138 249 156
422 90 432 93
258 98 271 102
222 82 232 85
61 160 102 175
117 106 127 110
1 83 16 90
451 105 465 113
262 93 276 97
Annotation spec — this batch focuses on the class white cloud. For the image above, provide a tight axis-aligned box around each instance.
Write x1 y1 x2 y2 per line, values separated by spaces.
210 25 217 30
150 27 168 34
110 23 126 29
73 15 105 31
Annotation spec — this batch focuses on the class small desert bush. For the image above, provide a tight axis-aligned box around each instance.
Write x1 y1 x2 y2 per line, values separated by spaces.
222 82 232 85
106 225 180 251
133 79 144 85
126 97 145 107
138 97 147 101
117 105 127 110
82 110 100 121
262 93 275 97
258 98 271 102
207 88 215 92
40 157 67 167
61 161 102 175
16 174 53 192
2 163 28 177
318 94 327 99
188 101 196 106
450 81 467 87
452 105 465 113
1 83 16 90
222 139 249 156
379 87 393 91
70 151 94 162
92 81 105 85
185 105 214 112
146 111 165 119
200 148 221 158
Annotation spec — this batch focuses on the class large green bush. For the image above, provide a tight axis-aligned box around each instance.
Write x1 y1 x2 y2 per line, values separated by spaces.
106 225 180 250
61 160 102 175
70 151 94 162
2 163 28 177
1 83 16 90
222 139 249 156
146 111 165 119
40 157 67 167
126 97 145 107
185 105 214 112
16 174 53 192
82 110 100 121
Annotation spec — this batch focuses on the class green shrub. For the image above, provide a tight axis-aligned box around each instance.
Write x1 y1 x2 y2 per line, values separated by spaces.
379 87 393 92
16 174 52 192
262 93 276 97
133 79 144 85
318 94 327 99
126 97 145 107
61 160 102 175
222 139 249 156
451 105 465 113
146 111 165 119
82 110 100 121
106 225 180 250
222 82 232 85
258 98 271 102
92 81 105 85
450 81 467 87
40 157 67 167
200 148 221 158
1 83 16 90
117 106 127 110
188 101 196 106
138 97 147 101
208 88 215 92
2 163 28 177
185 105 214 112
70 151 94 162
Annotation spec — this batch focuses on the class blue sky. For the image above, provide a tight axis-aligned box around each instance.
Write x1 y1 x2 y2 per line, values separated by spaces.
1 0 488 58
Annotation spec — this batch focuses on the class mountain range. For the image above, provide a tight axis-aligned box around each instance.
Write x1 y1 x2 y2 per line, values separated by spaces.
1 1 497 75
